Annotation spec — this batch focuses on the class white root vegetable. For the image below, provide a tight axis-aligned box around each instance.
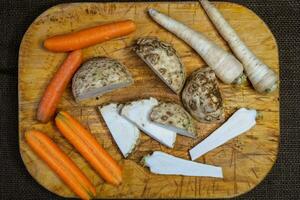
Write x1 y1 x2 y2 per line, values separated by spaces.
99 103 140 158
133 37 186 94
200 0 278 93
143 151 223 178
181 67 224 123
150 102 196 138
189 108 257 160
72 57 133 101
148 8 244 84
121 98 177 148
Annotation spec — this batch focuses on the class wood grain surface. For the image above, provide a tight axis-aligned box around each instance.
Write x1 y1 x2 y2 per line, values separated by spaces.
18 1 280 198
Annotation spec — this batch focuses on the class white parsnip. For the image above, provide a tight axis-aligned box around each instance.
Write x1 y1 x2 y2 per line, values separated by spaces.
189 108 257 160
121 98 177 148
200 0 278 93
148 8 244 84
143 151 223 178
99 103 140 158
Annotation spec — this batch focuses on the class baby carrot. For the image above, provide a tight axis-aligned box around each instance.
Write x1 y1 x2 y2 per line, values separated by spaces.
55 111 122 185
44 20 136 52
37 50 83 123
25 130 96 199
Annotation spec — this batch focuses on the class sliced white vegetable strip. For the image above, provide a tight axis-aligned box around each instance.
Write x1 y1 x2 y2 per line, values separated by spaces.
100 103 140 158
144 151 223 178
200 0 278 93
121 98 177 148
190 108 257 160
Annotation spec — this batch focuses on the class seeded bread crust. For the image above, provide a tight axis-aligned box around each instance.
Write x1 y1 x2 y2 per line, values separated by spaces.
182 67 224 123
72 57 133 101
133 37 186 94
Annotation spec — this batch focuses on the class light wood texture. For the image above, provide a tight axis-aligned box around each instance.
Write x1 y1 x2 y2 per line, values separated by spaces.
19 2 279 199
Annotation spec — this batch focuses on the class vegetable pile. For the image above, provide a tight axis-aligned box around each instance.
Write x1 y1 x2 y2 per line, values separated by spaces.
24 1 278 199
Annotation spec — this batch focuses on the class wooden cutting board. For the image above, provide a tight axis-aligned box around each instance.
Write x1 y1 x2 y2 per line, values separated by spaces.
19 1 280 199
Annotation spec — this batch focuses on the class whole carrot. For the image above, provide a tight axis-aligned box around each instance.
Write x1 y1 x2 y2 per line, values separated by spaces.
25 130 96 199
44 20 136 52
55 111 122 185
37 50 83 123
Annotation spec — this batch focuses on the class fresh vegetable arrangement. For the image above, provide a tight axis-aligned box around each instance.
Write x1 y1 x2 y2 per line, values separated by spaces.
24 1 278 199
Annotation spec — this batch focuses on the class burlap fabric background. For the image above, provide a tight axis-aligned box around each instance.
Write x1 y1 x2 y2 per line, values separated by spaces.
1 0 299 199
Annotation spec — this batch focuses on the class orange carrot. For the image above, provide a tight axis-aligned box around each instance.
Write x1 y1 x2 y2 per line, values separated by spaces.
55 111 122 185
37 50 83 123
44 20 136 52
25 130 96 200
